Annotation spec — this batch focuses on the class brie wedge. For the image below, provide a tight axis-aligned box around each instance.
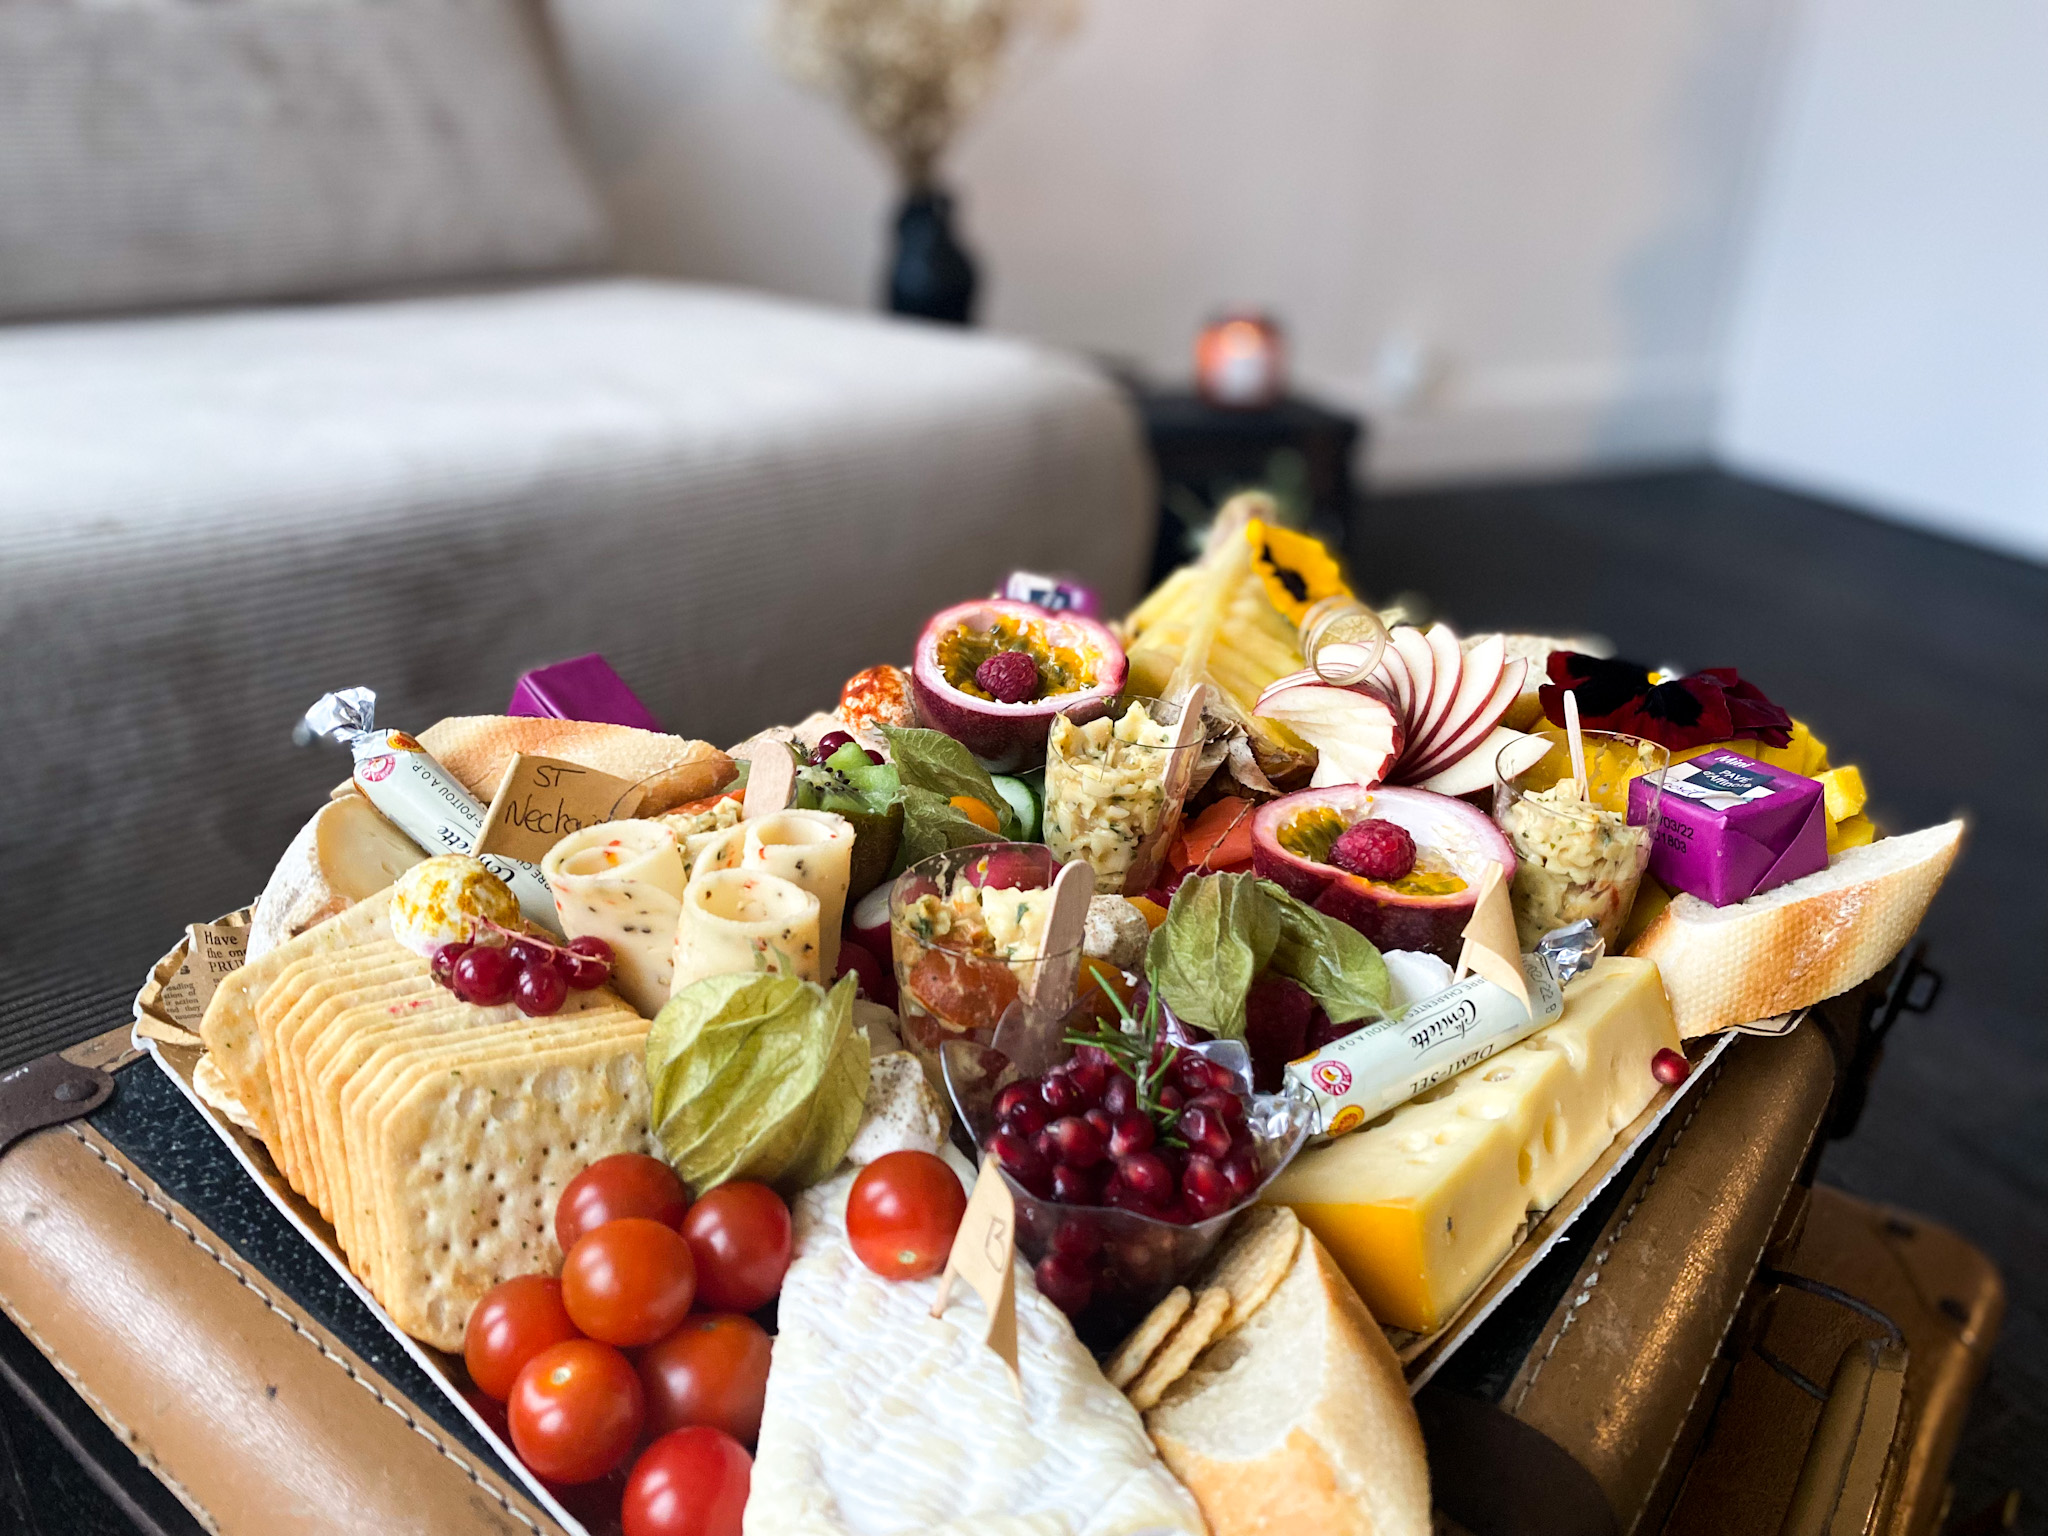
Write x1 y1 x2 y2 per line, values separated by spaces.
747 1169 1205 1536
246 796 425 961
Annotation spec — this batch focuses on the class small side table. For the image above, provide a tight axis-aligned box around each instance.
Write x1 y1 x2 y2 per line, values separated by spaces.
1124 386 1365 586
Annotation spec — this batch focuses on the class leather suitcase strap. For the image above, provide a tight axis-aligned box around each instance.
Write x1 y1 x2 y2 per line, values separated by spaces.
0 1051 558 1536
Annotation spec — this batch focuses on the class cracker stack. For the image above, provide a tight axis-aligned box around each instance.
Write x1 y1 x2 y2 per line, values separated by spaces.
199 889 656 1351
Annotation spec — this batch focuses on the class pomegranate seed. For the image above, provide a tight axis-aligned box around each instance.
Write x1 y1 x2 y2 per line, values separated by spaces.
1070 1043 1114 1072
1220 1151 1260 1202
1652 1048 1691 1085
990 1128 1048 1184
1050 1163 1100 1205
1156 1085 1186 1114
1188 1088 1245 1128
1045 1116 1106 1170
1179 1105 1233 1161
1116 1151 1174 1205
1034 1252 1092 1316
1040 1073 1087 1117
1050 1218 1101 1260
1083 1107 1114 1141
1100 1070 1136 1118
1173 1053 1215 1095
1108 1113 1155 1158
1182 1154 1227 1205
1066 1057 1109 1104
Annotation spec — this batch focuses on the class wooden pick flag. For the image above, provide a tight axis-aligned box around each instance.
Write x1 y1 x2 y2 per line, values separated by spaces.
1454 862 1531 1014
931 1155 1022 1393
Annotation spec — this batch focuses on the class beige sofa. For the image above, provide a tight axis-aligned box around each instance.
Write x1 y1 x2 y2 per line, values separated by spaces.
0 0 1152 1018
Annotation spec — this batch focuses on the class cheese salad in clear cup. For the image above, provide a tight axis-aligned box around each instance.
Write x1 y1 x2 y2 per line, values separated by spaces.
1042 697 1200 896
1493 729 1669 951
889 843 1082 1084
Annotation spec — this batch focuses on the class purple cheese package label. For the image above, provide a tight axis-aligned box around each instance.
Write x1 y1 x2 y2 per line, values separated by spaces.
1631 748 1827 907
507 653 663 732
1000 571 1100 618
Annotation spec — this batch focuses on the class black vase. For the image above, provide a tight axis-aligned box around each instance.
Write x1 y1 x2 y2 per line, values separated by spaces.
886 189 977 325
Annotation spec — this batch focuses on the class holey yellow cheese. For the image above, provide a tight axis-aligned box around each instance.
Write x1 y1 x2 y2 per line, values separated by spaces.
1264 958 1679 1334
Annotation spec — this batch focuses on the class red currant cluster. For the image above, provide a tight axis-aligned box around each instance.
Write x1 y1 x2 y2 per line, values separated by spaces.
429 928 615 1017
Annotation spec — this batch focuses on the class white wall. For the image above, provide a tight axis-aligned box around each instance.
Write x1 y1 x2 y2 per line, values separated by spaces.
1717 0 2048 563
551 0 1791 485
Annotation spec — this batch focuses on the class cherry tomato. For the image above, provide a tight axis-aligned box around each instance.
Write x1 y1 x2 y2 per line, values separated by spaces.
622 1427 752 1536
563 1218 697 1347
557 1154 691 1254
680 1184 792 1313
638 1314 772 1446
508 1339 645 1485
464 1275 584 1402
846 1151 967 1281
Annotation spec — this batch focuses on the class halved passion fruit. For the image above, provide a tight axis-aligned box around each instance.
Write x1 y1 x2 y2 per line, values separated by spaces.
911 599 1127 772
1251 785 1515 961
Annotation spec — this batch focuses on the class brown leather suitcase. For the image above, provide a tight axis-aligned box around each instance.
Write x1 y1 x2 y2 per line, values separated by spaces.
0 951 1993 1536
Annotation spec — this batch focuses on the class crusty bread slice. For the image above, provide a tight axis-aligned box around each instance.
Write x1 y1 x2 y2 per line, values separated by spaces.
1627 819 1963 1037
1144 1232 1431 1536
416 716 733 815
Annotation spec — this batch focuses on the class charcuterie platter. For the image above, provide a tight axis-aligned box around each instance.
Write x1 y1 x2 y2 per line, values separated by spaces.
131 494 1962 1536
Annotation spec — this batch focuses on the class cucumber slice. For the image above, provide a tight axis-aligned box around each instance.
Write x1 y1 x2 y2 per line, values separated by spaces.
988 773 1041 843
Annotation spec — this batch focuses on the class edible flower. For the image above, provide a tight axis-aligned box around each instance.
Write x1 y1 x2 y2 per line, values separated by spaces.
1246 521 1348 625
1539 654 1794 752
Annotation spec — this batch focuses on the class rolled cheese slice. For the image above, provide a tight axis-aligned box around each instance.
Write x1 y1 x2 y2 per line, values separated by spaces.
544 821 689 1016
691 822 747 881
739 810 854 976
671 869 822 995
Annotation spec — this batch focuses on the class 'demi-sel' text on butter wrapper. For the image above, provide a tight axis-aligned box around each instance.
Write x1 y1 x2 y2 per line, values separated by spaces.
300 687 561 933
1286 950 1568 1137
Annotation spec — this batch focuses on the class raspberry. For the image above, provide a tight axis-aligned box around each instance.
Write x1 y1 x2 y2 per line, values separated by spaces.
1329 818 1417 882
975 650 1041 704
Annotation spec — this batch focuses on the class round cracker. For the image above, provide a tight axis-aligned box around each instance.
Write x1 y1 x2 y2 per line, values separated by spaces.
1105 1285 1193 1390
1127 1285 1231 1410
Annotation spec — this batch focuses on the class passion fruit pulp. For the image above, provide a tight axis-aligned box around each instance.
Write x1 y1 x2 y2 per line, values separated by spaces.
1251 785 1515 961
912 599 1127 772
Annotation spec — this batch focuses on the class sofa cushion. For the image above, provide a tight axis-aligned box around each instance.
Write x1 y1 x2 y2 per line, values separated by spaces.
0 0 611 320
0 278 1152 999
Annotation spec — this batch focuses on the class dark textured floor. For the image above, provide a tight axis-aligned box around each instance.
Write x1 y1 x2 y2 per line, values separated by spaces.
1351 467 2048 1530
5 468 2042 1532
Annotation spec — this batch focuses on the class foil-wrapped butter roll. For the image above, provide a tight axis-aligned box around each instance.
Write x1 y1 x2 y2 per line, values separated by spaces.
300 687 560 933
1287 942 1587 1138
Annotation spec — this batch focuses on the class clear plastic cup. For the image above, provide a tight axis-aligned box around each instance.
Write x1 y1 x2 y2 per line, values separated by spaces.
941 987 1314 1350
1493 730 1669 950
888 843 1082 1082
1041 696 1202 896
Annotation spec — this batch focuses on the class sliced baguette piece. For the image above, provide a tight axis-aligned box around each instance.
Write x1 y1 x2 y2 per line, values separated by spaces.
416 716 733 815
1144 1232 1431 1536
1627 819 1964 1037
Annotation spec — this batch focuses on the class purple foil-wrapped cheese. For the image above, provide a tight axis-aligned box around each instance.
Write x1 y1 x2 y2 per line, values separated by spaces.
1000 570 1100 618
1631 748 1827 908
507 654 663 732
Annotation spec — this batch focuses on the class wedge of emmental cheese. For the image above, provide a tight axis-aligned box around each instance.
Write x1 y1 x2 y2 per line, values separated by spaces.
1264 956 1680 1335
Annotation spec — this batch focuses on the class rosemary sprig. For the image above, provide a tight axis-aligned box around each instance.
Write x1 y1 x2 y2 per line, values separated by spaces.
1063 985 1187 1146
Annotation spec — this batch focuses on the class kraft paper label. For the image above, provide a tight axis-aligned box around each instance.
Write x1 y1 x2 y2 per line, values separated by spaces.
476 754 641 866
148 919 250 1038
931 1155 1022 1389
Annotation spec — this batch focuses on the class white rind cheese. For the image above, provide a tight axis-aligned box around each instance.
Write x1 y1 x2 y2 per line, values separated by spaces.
747 1170 1206 1536
246 796 425 962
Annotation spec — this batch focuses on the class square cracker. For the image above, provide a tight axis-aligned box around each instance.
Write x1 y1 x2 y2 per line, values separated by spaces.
200 888 395 1143
269 958 426 1207
367 1027 655 1350
332 991 635 1273
256 942 397 1183
353 1010 645 1293
1127 1286 1231 1411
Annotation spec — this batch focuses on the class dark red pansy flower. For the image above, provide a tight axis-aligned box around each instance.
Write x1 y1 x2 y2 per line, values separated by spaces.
1539 653 1793 752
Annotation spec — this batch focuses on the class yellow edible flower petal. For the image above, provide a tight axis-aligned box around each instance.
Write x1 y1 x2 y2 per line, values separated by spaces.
1245 519 1349 625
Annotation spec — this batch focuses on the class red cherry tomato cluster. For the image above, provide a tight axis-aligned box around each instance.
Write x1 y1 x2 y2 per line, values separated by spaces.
461 1155 793 1536
431 931 615 1016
